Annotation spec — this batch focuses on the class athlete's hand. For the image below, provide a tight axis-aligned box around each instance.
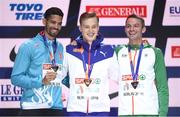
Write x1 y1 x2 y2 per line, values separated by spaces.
42 71 57 85
71 40 77 46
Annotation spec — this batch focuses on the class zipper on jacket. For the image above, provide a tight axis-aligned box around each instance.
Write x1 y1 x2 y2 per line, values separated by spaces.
132 96 134 115
86 47 91 115
87 97 89 115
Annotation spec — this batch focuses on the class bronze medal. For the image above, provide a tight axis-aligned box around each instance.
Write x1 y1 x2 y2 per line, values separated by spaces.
131 81 139 89
84 79 92 87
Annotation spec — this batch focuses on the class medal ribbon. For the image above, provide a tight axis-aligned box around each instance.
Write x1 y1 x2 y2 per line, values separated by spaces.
81 47 94 80
39 31 57 66
128 43 144 81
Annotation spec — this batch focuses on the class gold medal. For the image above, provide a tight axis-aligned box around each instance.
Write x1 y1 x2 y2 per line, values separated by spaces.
84 79 92 87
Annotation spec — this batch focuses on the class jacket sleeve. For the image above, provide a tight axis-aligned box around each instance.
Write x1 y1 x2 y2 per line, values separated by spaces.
108 51 120 82
11 43 43 89
154 47 169 116
61 48 69 88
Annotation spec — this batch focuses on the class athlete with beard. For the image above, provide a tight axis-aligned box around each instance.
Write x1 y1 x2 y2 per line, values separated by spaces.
11 7 65 116
116 14 169 116
63 12 120 116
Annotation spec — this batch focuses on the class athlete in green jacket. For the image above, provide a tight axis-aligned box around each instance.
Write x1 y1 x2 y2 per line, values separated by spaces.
116 14 169 116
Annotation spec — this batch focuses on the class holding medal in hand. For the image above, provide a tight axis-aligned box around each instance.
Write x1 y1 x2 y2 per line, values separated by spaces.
42 63 63 86
11 7 65 116
42 65 58 85
43 71 57 85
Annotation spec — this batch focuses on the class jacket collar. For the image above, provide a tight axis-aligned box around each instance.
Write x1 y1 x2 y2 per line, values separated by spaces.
76 33 104 51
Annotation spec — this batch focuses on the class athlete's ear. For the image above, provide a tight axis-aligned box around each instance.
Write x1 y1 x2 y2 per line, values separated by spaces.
142 26 146 33
79 25 82 33
42 18 47 26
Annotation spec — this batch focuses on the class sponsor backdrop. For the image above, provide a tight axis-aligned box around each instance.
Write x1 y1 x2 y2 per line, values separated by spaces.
0 0 180 116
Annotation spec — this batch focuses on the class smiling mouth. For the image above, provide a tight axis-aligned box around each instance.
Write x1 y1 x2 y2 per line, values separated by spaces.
87 33 95 37
52 29 59 32
129 32 136 35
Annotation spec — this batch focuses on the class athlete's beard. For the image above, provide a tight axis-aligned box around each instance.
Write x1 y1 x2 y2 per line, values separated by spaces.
46 28 60 39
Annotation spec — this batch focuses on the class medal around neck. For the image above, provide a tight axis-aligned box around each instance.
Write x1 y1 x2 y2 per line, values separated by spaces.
131 81 139 89
84 79 92 87
51 65 59 72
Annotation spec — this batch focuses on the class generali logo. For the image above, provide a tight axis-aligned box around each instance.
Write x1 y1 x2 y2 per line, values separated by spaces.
171 46 180 58
86 5 147 18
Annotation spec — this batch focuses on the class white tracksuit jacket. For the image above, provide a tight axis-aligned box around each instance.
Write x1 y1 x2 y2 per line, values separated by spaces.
64 34 120 113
